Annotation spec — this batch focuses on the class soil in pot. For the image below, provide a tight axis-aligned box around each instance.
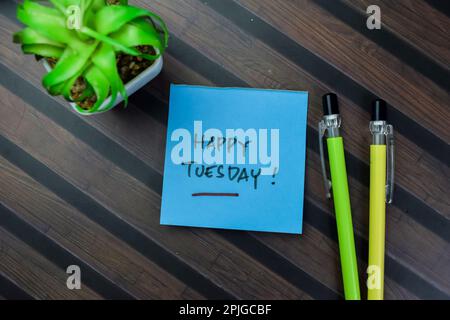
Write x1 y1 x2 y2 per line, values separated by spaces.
44 45 156 110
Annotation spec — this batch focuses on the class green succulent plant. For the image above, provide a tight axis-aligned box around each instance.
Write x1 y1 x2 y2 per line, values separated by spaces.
13 0 168 113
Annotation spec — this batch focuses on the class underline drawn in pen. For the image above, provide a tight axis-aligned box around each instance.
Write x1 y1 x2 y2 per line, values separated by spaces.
192 192 239 197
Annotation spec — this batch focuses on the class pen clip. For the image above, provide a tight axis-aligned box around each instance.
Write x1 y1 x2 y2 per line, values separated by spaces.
385 124 395 204
318 120 332 198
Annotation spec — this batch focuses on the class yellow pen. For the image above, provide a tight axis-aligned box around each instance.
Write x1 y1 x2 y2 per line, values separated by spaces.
367 99 394 300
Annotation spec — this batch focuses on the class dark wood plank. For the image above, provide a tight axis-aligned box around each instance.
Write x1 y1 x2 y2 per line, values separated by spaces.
345 0 450 69
233 0 450 141
132 0 450 222
255 229 418 300
0 5 442 298
136 0 448 264
306 153 450 293
0 272 34 300
2 9 447 226
180 287 205 300
0 227 101 299
0 30 342 300
0 0 448 299
0 87 200 299
148 76 448 297
0 159 191 300
142 69 433 298
0 83 312 299
312 0 449 93
0 13 341 299
130 0 441 296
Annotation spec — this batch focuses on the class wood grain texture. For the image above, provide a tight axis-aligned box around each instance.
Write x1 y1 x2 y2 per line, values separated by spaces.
133 0 450 221
345 0 450 69
0 114 192 299
142 71 438 298
232 0 450 140
0 83 310 299
0 13 336 300
2 11 447 227
144 74 437 299
0 0 449 299
0 227 101 299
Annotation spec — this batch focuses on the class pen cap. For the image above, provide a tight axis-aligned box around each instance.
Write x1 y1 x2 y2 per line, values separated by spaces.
322 93 339 116
372 99 387 121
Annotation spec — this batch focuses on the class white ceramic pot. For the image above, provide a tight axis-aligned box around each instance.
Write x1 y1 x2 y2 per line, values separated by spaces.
43 55 163 115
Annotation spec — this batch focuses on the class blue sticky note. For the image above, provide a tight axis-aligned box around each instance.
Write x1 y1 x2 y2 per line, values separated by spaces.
160 85 308 234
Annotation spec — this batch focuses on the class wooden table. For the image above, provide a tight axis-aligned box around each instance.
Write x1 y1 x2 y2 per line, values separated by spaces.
0 0 449 299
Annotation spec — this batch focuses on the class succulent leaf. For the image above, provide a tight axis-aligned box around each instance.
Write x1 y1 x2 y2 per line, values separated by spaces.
14 0 169 113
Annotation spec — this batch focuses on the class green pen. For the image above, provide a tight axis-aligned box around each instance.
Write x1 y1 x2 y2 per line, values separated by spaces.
318 93 360 300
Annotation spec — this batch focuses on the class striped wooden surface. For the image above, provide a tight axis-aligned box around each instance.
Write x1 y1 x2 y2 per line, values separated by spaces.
0 0 449 300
